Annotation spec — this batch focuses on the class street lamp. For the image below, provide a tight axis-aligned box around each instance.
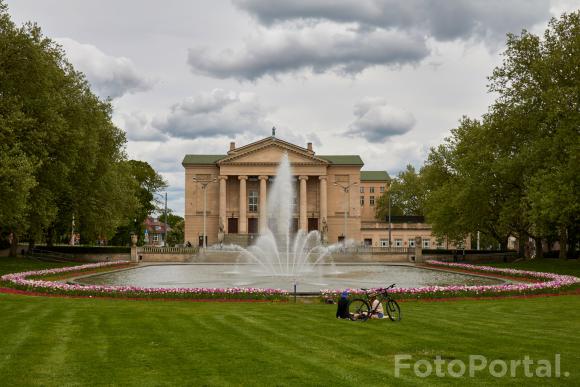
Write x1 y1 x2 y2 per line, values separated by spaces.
193 176 217 249
388 193 392 248
153 192 168 247
333 181 358 243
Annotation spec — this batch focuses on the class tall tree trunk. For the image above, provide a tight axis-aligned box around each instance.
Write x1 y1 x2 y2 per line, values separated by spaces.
46 227 54 247
500 238 508 251
535 237 543 259
518 232 526 258
9 231 18 257
28 237 35 252
559 225 567 260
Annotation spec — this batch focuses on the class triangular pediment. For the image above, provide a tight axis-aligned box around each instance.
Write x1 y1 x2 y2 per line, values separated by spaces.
218 137 328 165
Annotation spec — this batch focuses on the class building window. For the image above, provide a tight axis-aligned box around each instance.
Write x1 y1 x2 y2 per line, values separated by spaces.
370 187 375 193
423 239 430 248
380 186 385 193
395 239 403 247
436 239 445 249
370 196 375 206
359 186 364 193
409 238 415 248
152 234 159 242
380 239 389 247
249 191 258 212
360 196 364 206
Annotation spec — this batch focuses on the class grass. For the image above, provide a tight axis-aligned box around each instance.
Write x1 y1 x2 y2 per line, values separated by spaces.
0 256 82 277
0 257 579 386
489 258 580 277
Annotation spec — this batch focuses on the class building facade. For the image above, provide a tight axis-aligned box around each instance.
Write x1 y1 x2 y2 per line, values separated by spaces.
182 136 466 248
143 216 171 246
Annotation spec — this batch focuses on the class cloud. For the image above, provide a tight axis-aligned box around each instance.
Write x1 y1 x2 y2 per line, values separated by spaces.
234 0 551 44
187 23 428 80
152 89 271 139
57 38 154 99
345 98 415 142
117 111 168 142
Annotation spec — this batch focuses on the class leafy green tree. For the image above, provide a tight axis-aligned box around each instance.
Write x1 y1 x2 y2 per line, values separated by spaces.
0 1 161 253
163 213 184 246
375 165 422 220
487 12 580 258
109 161 166 246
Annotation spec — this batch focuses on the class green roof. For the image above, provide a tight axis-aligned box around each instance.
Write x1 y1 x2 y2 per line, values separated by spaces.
361 171 390 181
318 155 364 165
182 155 226 166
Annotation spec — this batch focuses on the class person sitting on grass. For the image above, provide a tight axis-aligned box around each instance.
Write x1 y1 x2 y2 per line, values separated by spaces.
369 292 384 319
336 290 350 319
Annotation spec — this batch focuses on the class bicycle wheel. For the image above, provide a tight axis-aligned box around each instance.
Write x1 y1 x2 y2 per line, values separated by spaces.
386 299 401 321
348 299 371 321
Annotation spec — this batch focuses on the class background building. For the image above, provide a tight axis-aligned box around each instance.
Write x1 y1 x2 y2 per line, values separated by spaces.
143 216 171 246
183 136 468 248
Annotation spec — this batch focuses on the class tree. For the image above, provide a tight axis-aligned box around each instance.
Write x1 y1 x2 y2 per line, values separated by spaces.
419 12 580 256
0 1 160 253
163 213 185 246
109 161 166 246
487 12 580 258
375 165 423 220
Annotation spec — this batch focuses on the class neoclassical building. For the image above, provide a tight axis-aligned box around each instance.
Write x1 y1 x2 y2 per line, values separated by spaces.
183 136 460 248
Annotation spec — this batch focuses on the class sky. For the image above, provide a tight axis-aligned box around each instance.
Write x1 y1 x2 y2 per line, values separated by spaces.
6 0 579 216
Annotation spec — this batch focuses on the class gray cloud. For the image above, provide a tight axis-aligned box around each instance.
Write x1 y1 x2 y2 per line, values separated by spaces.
57 37 154 99
152 89 271 139
345 98 415 142
187 24 428 80
234 0 551 43
118 111 168 142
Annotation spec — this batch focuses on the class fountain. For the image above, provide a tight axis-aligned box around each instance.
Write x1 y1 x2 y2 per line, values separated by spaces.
76 153 509 293
233 154 339 290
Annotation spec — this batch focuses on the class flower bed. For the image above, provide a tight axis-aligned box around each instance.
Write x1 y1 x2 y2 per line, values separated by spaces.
321 260 580 300
0 262 288 301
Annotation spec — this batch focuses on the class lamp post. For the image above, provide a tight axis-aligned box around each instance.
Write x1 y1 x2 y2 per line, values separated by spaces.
333 181 358 243
388 193 392 247
193 176 217 249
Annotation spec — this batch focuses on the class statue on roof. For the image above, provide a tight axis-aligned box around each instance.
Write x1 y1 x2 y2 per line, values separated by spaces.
272 126 276 137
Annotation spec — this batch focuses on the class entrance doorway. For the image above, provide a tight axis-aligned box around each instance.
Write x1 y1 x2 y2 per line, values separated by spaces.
248 218 258 234
228 218 238 234
308 218 318 232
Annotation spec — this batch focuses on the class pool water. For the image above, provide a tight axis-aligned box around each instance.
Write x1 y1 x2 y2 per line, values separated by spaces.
76 264 506 293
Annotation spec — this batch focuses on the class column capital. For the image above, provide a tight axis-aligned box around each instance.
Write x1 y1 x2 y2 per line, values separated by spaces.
298 175 309 181
218 175 228 181
318 175 328 181
258 175 269 181
238 175 248 181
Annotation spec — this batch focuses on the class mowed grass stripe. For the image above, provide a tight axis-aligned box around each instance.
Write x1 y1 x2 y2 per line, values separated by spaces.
0 293 579 385
0 301 55 377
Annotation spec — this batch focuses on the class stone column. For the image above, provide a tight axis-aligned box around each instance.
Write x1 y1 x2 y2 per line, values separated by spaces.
219 175 228 233
258 176 268 232
238 176 248 234
319 176 327 227
299 176 308 231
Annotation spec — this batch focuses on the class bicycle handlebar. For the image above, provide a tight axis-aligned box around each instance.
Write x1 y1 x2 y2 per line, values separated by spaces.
360 284 396 293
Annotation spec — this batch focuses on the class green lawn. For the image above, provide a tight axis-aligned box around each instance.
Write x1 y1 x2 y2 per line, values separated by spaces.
0 257 579 386
489 258 580 277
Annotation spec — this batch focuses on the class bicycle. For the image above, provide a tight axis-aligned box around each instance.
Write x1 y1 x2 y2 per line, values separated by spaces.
348 284 401 322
